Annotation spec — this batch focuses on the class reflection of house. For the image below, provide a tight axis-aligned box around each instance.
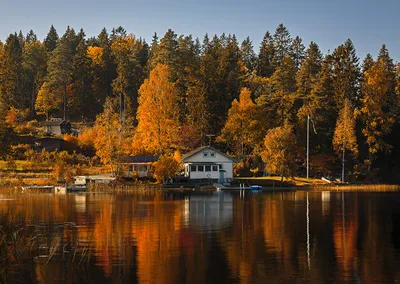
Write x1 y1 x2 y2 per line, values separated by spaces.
117 156 158 178
35 137 63 152
42 118 72 135
181 146 235 183
185 192 233 230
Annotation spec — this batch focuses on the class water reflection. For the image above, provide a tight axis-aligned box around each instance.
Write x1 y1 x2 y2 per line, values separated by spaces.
1 190 400 283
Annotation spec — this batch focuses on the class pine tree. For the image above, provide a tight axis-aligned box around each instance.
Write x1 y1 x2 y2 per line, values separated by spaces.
0 34 23 110
240 37 256 74
22 39 47 117
273 24 293 66
291 36 306 69
271 55 297 124
44 25 59 52
257 31 275 77
296 42 322 96
45 34 74 120
111 34 147 120
332 39 360 108
70 29 95 119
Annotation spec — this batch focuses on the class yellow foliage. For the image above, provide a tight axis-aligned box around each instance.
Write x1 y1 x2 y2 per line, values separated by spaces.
153 155 181 184
134 64 180 155
87 46 104 67
218 88 262 155
35 82 62 118
261 125 297 180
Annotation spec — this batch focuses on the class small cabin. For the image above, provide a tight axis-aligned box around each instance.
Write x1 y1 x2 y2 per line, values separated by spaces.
116 156 158 179
181 146 236 183
42 118 72 135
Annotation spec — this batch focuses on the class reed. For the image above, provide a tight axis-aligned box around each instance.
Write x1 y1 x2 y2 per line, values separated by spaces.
310 184 400 192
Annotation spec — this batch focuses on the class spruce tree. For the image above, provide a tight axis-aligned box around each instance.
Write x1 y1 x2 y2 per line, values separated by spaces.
44 25 59 52
257 31 275 77
291 36 306 69
45 35 74 120
273 24 293 66
240 37 256 74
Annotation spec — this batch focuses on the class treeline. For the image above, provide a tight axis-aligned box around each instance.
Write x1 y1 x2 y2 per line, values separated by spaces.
0 24 399 181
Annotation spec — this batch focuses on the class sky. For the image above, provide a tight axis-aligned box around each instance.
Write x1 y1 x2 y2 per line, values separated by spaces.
0 0 399 61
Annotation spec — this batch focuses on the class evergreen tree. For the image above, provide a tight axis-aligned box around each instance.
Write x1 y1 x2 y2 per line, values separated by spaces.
22 39 47 117
332 39 360 108
0 34 23 109
240 37 256 74
257 31 275 77
44 25 59 52
271 55 297 124
273 24 292 66
111 34 147 120
291 35 306 69
70 29 95 119
296 41 322 96
45 34 74 120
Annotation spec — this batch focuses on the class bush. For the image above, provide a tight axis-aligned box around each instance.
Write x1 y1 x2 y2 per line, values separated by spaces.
153 155 181 184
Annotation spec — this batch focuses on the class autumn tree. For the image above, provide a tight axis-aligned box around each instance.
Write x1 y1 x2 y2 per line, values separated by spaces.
218 88 261 158
134 64 180 154
333 99 358 182
357 49 397 168
91 98 127 165
153 155 181 184
261 124 297 181
35 82 62 119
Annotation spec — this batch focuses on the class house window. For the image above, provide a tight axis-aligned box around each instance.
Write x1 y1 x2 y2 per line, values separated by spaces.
205 165 211 172
198 165 204 172
219 164 223 170
191 165 197 172
210 152 216 158
212 165 218 172
203 152 208 157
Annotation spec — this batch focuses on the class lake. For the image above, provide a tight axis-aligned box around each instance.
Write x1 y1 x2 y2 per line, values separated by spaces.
1 189 400 283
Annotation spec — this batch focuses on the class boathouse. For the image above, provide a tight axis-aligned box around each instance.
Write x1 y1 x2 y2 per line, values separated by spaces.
181 146 235 183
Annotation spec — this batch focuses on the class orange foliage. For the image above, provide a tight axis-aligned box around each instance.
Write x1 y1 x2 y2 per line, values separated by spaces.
134 64 180 155
87 46 104 67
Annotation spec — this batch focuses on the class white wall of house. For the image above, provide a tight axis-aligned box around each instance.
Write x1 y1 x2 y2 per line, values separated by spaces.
182 148 234 180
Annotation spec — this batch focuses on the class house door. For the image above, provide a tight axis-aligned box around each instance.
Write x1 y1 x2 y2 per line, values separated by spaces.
219 170 226 183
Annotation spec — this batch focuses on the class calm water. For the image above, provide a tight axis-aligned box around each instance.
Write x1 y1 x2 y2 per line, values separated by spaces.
1 190 400 283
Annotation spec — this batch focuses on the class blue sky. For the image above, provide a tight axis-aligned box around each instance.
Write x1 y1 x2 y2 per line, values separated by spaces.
1 0 399 61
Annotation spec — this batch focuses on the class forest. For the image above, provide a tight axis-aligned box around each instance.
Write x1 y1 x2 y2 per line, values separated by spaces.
0 23 399 182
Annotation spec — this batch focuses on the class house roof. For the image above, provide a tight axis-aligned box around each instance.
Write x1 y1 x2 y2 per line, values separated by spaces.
181 146 236 162
118 156 158 163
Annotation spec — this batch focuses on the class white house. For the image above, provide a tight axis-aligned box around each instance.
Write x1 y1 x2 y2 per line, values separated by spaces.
181 146 236 183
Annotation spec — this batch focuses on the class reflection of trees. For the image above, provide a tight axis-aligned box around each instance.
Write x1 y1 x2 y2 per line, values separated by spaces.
2 190 400 282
